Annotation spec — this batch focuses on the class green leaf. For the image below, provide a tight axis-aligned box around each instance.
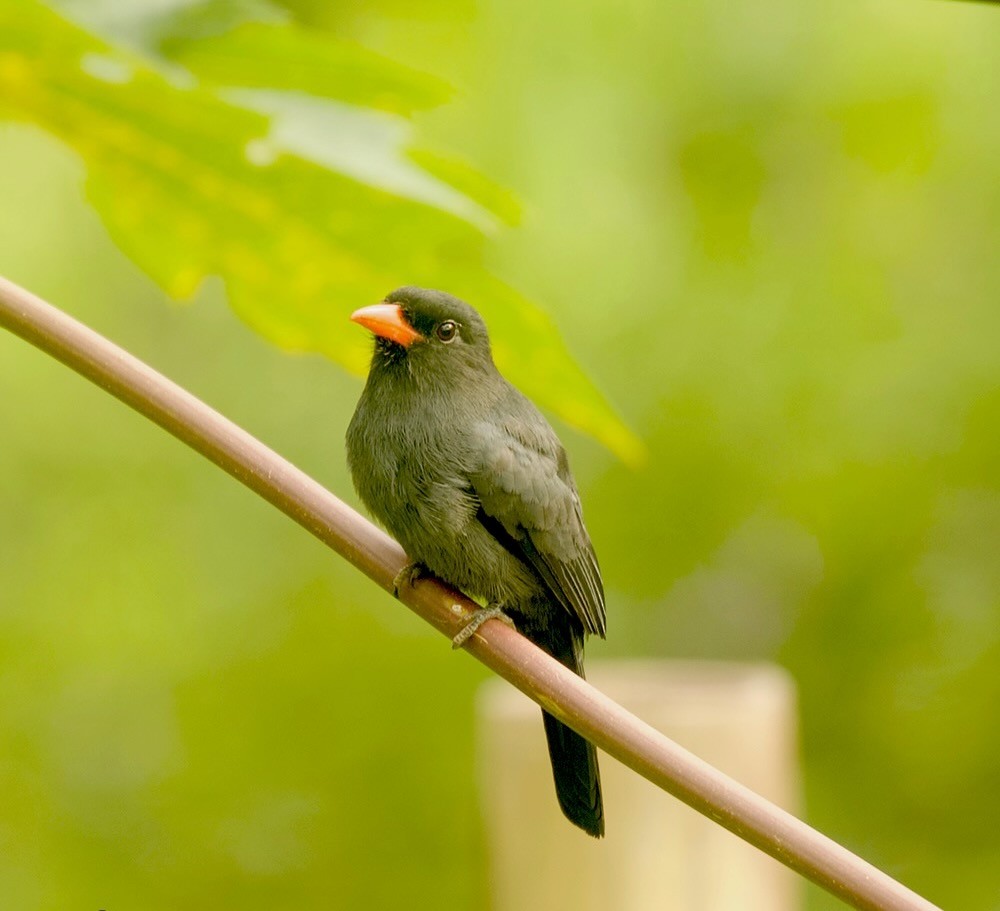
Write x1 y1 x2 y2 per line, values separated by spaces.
167 21 453 115
0 0 643 463
406 144 522 227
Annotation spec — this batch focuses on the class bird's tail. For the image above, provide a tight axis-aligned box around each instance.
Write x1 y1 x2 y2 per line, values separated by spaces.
521 614 605 838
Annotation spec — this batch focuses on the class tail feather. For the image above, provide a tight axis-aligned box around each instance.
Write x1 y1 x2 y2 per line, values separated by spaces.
542 709 604 837
519 613 604 838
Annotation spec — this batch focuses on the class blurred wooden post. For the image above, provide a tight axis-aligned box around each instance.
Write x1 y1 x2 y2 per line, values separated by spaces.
477 660 801 911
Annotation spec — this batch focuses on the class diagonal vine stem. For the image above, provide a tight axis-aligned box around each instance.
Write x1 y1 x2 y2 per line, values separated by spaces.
0 274 941 911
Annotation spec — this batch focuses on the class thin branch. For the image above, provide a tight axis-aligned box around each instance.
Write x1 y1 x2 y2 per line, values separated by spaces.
0 274 940 911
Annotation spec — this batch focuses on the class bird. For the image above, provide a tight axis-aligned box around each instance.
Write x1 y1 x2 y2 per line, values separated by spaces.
346 286 606 837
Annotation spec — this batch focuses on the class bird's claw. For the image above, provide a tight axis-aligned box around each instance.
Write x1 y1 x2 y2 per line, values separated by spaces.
452 603 515 649
393 562 427 598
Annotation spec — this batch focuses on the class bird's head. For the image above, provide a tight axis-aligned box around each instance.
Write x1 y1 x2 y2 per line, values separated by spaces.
351 287 494 376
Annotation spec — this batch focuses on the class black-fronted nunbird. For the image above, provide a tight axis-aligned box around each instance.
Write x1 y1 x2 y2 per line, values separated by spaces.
346 287 606 837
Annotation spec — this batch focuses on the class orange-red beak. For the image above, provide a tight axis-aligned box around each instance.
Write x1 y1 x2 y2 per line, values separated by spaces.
350 303 423 348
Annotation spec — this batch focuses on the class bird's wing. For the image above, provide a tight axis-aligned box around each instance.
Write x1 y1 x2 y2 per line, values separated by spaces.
469 418 606 638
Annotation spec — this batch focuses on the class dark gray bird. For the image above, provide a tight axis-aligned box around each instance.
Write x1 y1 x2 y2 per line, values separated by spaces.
346 287 606 837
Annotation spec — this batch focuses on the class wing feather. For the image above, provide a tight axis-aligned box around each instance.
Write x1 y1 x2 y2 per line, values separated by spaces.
469 419 606 638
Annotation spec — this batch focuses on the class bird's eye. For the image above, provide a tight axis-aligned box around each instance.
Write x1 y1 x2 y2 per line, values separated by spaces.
436 320 458 343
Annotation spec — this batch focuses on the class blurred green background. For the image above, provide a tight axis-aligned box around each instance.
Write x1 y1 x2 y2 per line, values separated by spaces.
1 0 999 908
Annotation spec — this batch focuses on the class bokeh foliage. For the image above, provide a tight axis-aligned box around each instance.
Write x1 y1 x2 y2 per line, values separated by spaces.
1 0 999 909
0 0 640 462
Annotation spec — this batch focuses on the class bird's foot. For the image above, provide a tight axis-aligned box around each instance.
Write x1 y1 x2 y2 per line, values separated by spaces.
452 603 515 649
393 561 428 598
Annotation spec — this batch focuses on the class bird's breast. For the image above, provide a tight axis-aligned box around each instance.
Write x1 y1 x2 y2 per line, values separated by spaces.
348 392 476 545
347 374 541 605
